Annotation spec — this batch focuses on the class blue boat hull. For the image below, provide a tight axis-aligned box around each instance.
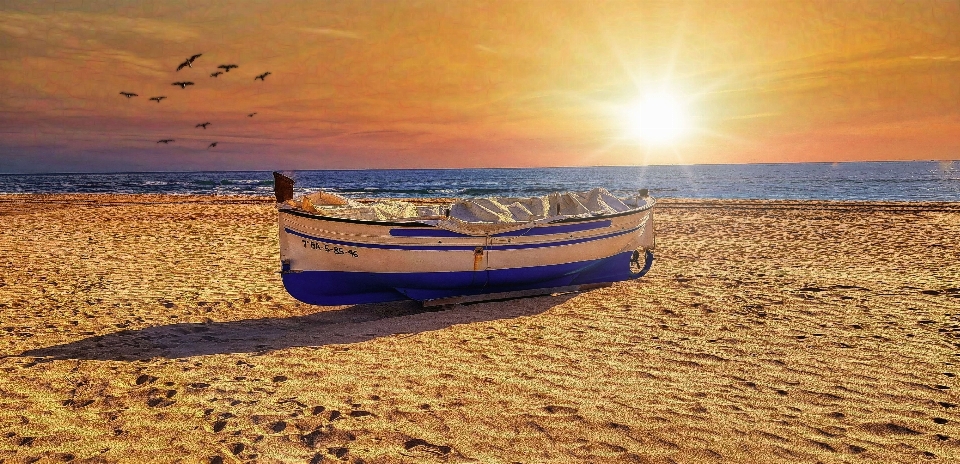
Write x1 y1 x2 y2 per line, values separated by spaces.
281 250 654 305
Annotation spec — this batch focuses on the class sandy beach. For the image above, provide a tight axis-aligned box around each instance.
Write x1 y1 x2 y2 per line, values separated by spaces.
1 194 958 463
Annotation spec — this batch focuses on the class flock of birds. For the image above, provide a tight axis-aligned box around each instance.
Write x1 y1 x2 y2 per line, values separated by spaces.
119 53 270 149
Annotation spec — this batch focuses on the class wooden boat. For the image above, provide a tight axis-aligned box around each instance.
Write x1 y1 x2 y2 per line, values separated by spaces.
273 172 655 306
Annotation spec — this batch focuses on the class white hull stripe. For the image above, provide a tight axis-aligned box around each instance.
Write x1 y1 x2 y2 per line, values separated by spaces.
284 224 642 251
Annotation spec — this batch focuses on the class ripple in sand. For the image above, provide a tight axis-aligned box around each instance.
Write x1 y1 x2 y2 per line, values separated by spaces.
543 405 578 414
859 422 921 436
847 444 867 454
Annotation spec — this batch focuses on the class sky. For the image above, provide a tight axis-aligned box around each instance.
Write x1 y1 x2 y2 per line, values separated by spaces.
0 0 958 173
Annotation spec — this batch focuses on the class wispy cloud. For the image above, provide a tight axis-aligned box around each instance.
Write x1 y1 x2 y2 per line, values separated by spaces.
0 11 199 43
67 49 168 78
0 22 28 37
911 55 960 62
728 112 781 121
298 27 362 40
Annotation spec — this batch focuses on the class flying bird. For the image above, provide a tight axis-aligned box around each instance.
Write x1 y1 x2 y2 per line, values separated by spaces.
149 96 166 103
208 142 218 149
217 64 238 72
119 92 138 98
157 139 174 144
172 82 194 89
196 122 211 129
255 72 271 81
247 112 257 117
210 71 223 78
176 53 202 71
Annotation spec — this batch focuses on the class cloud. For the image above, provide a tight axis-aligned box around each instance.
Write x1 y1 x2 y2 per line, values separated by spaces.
0 11 188 82
68 49 168 78
911 55 960 62
0 22 28 37
298 27 362 40
727 112 781 121
0 11 199 43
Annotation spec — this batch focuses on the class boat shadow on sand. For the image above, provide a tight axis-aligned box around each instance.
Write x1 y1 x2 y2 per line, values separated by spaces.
20 295 575 362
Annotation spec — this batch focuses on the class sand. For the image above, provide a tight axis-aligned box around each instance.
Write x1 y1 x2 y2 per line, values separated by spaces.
0 194 958 463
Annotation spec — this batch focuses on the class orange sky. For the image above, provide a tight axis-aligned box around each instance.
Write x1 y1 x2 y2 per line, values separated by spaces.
1 0 958 172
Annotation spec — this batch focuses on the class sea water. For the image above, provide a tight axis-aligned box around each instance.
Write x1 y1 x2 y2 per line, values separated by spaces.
0 161 957 201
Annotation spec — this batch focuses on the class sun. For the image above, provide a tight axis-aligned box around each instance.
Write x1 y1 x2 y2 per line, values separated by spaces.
622 92 689 146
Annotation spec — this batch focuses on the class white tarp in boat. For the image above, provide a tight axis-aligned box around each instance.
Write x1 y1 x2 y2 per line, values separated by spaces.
437 188 637 235
297 193 446 221
291 188 646 236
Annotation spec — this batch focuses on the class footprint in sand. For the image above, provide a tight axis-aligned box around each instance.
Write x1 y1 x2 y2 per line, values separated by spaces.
147 397 174 408
277 397 307 408
62 399 95 408
403 438 451 456
135 374 158 386
212 420 227 432
300 430 323 448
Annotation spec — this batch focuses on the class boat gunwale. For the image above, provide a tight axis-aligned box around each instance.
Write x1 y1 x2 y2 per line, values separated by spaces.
283 221 645 251
278 198 655 228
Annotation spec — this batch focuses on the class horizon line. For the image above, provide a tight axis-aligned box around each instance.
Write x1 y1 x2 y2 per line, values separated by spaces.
1 159 956 176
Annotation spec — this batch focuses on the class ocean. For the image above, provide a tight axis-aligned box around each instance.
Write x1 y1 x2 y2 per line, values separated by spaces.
0 161 957 201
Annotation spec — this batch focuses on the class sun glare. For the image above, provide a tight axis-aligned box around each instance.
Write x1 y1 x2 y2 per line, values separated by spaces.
623 92 688 146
